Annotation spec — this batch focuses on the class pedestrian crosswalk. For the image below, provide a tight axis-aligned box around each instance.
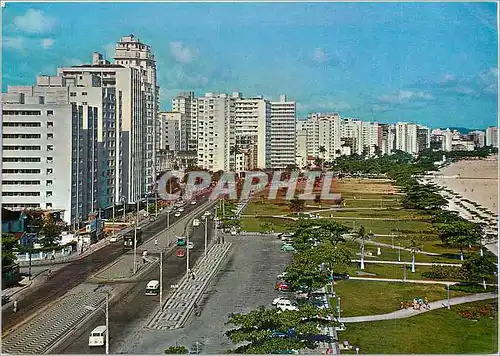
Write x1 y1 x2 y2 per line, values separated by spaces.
2 292 106 354
147 242 232 330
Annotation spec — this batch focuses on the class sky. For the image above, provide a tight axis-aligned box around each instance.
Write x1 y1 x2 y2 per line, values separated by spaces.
2 2 498 129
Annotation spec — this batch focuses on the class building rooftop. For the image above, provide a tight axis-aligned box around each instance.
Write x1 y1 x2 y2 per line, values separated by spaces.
71 64 125 69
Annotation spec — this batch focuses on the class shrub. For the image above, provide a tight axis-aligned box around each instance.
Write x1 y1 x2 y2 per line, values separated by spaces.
450 283 498 294
457 302 497 320
422 265 465 280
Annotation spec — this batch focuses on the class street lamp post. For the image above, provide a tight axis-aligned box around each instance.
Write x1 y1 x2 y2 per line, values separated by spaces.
112 200 116 241
204 215 208 257
133 198 140 274
447 283 450 309
337 296 341 320
84 292 109 355
160 251 163 309
398 243 401 262
355 347 359 355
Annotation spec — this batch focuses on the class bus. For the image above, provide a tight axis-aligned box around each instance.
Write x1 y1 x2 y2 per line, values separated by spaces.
88 325 106 347
145 280 160 296
123 229 143 250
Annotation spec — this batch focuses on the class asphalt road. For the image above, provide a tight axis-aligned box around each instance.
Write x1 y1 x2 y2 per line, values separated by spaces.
53 218 215 354
1 194 210 334
121 233 293 354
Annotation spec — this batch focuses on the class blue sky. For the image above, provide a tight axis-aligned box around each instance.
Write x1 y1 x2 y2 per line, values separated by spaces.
2 2 498 128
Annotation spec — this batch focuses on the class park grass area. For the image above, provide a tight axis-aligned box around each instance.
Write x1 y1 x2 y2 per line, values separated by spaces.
335 178 398 195
344 263 438 281
323 218 436 237
332 280 471 317
337 299 498 354
245 201 289 216
240 216 294 233
318 209 430 221
372 236 474 256
341 199 401 208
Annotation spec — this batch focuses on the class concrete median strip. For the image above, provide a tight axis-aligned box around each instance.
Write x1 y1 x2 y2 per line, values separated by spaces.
146 242 233 330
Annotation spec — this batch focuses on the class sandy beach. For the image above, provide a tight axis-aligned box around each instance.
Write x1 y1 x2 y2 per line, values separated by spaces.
432 155 498 214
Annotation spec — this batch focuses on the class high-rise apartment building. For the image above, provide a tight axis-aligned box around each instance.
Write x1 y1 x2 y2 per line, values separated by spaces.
295 120 308 168
269 95 296 169
395 122 418 154
2 87 99 226
486 126 498 148
303 113 342 162
114 35 160 194
417 126 431 153
468 130 486 148
172 91 197 152
158 111 181 153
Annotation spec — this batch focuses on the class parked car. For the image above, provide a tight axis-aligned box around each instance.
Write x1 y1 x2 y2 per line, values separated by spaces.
275 281 290 291
193 219 200 227
277 272 287 279
280 243 296 252
177 237 186 246
332 273 350 280
178 207 184 212
176 249 185 258
109 236 118 243
190 201 196 205
272 297 288 306
276 299 299 311
2 295 11 306
187 241 194 249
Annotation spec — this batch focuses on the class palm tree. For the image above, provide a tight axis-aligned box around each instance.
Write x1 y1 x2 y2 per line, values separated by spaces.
289 197 305 215
407 239 421 273
230 145 240 172
355 226 372 270
319 146 326 170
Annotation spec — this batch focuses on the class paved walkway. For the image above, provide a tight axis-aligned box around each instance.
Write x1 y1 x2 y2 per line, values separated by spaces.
349 276 497 287
2 284 110 354
146 242 232 330
339 292 497 323
350 259 462 267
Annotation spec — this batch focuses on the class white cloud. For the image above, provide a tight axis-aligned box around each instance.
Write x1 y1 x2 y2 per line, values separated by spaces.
441 74 456 83
3 36 25 50
312 48 328 64
378 90 434 103
63 58 84 66
454 86 475 95
40 38 54 49
14 9 55 34
169 42 199 64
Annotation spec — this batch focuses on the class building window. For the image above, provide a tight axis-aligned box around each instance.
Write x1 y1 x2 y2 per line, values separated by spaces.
47 133 54 139
82 102 88 105
70 92 77 97
46 191 53 197
46 203 53 208
47 145 54 151
47 110 54 115
46 180 53 186
82 92 87 96
47 157 53 164
47 168 53 174
47 122 54 128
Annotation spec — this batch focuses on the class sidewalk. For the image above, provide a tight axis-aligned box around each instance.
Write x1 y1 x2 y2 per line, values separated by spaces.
350 259 462 267
348 276 497 286
339 292 497 323
146 242 233 330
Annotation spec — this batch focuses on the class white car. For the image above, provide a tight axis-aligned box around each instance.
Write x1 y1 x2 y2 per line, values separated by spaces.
187 242 194 249
174 212 181 217
190 201 196 205
178 207 184 212
109 236 118 243
276 300 299 311
193 219 200 227
272 297 288 306
277 272 287 279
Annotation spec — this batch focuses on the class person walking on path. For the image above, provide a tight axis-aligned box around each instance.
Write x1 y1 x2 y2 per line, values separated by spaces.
13 300 18 313
154 239 158 247
190 270 196 280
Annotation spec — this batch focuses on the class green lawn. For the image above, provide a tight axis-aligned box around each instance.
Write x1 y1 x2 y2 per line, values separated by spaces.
322 218 435 236
332 280 471 317
245 201 289 216
344 263 438 281
240 216 295 233
342 199 401 208
318 209 430 220
337 300 498 354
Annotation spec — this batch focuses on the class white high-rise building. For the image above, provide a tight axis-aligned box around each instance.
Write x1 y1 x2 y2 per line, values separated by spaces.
341 118 364 155
114 34 159 194
486 126 498 148
395 122 418 154
2 87 99 226
57 54 144 204
172 91 197 152
303 113 342 162
269 95 296 169
468 130 486 148
362 122 381 156
159 112 181 153
295 120 308 168
234 94 270 170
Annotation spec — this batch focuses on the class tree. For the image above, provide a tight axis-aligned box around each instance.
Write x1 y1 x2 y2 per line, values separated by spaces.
407 239 421 273
230 145 240 172
353 226 372 270
225 305 338 354
437 220 481 260
164 346 189 354
284 249 330 297
460 254 497 289
319 146 326 170
289 197 305 215
40 216 62 248
2 233 18 266
290 220 348 252
313 194 321 207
